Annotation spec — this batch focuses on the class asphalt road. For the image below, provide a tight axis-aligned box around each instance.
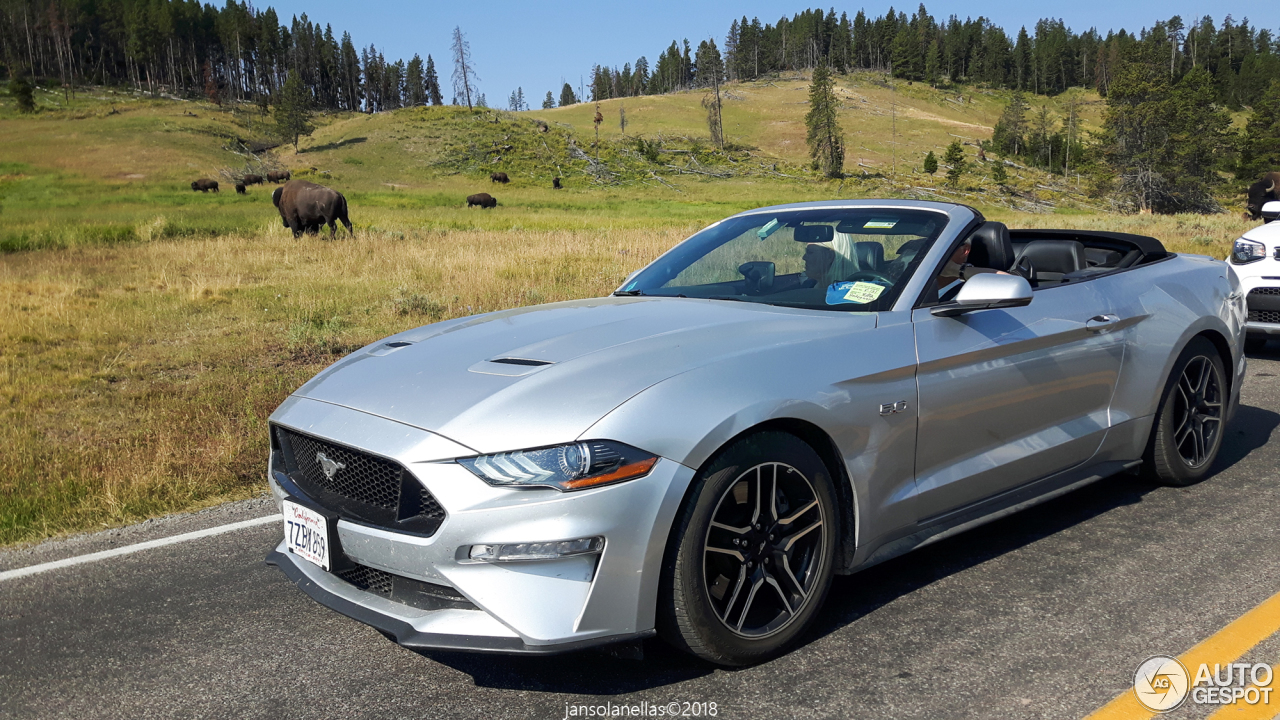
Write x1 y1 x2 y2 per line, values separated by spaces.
3 348 1280 720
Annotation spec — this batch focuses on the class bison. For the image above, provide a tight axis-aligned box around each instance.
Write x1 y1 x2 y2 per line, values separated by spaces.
552 177 563 190
191 178 219 192
271 180 353 239
235 183 246 194
241 174 264 185
1246 172 1280 219
467 192 497 209
490 171 510 183
266 170 291 183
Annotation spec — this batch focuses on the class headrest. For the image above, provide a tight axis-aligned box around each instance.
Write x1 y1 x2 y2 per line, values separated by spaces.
854 241 885 268
794 224 835 244
966 222 1014 271
1016 240 1087 274
1084 248 1123 268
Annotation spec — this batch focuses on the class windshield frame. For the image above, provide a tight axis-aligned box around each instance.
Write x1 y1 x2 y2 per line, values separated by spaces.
618 204 958 313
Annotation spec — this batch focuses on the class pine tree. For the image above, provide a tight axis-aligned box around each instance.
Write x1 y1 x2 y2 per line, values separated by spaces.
451 26 478 110
805 64 845 177
1239 79 1280 180
275 69 315 150
559 82 578 106
923 150 938 175
991 92 1028 157
943 140 966 185
992 161 1008 184
542 91 555 109
8 74 35 112
405 54 426 106
424 55 443 105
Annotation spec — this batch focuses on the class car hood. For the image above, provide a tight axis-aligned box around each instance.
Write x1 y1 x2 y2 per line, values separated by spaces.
292 296 877 454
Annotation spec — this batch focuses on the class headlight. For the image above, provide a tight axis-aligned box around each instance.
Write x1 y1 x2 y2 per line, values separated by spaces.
1232 237 1267 264
457 440 658 491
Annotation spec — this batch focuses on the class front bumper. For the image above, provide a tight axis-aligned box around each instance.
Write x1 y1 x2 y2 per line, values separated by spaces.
266 396 695 654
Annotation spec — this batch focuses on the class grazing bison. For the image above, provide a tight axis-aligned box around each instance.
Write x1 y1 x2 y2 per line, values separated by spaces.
241 174 264 185
271 180 353 239
266 170 291 183
1246 172 1280 219
467 192 497 209
235 183 246 194
191 178 219 192
490 171 510 183
552 177 563 190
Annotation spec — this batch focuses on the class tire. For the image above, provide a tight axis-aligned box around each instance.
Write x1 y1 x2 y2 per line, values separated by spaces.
657 431 839 666
1144 337 1227 486
1245 335 1267 354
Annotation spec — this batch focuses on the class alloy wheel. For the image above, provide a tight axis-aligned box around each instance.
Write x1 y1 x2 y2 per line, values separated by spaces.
702 462 826 639
1171 355 1223 468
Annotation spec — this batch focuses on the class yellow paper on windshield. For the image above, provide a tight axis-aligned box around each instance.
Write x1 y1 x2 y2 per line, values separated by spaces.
843 282 885 303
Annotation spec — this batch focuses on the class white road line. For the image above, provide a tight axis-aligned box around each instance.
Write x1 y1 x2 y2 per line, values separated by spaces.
0 515 279 582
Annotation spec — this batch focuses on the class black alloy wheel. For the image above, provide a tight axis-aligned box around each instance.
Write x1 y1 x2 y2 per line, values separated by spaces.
659 432 838 666
703 462 825 638
1145 337 1228 486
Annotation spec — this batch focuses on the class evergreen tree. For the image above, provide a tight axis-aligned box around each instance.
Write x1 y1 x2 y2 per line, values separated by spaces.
923 150 938 175
451 26 478 110
543 91 555 109
1238 79 1280 180
992 160 1008 184
991 92 1029 157
424 55 443 105
275 69 315 150
560 82 578 106
943 140 966 185
805 64 845 177
8 74 35 112
405 54 426 106
1101 47 1231 213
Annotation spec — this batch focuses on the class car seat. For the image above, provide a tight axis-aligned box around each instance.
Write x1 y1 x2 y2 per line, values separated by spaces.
1014 240 1087 284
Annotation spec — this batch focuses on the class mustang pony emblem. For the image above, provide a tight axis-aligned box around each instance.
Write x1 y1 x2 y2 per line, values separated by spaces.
316 452 345 480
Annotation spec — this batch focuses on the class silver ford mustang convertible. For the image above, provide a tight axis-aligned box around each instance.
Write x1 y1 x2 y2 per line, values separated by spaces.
266 200 1246 665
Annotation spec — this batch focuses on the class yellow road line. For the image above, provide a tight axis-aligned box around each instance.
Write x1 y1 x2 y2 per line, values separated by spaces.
1204 682 1279 719
1085 590 1280 720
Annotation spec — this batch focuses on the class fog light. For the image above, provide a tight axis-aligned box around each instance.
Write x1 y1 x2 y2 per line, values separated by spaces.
468 536 604 562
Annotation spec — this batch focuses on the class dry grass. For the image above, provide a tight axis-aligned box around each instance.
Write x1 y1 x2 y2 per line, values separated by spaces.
0 223 683 544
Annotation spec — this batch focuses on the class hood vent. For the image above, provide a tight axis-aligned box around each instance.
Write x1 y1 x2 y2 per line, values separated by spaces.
468 356 555 377
489 357 553 367
368 340 414 357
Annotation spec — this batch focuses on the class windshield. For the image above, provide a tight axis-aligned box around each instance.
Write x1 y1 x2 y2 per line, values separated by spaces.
620 208 948 311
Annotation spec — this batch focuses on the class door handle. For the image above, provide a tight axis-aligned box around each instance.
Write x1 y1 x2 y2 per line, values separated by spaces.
1086 314 1121 331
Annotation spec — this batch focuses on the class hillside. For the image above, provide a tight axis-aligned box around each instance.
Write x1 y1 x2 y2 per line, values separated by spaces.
0 73 1123 254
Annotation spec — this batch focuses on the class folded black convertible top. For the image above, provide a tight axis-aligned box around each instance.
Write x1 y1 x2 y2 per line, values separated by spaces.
1009 229 1168 260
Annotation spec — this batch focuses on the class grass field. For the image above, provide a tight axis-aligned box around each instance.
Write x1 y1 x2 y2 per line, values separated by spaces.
0 76 1260 546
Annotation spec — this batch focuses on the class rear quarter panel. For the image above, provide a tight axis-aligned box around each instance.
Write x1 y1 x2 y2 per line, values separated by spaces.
1108 254 1244 432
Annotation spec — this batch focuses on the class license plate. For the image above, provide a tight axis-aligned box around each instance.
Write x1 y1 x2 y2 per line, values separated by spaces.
282 498 333 571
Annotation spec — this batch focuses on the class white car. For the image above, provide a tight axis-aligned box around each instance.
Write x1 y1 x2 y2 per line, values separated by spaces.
1230 201 1280 352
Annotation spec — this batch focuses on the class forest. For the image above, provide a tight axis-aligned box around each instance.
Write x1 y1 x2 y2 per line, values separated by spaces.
588 7 1280 110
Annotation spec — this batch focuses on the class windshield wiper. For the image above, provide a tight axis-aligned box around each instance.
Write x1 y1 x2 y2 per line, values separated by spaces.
612 289 647 296
707 295 748 302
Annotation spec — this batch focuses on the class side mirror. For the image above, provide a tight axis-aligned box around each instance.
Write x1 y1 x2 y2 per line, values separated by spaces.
931 273 1033 317
1262 201 1280 223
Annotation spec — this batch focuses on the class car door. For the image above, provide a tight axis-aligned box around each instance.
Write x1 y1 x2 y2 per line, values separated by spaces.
910 281 1126 521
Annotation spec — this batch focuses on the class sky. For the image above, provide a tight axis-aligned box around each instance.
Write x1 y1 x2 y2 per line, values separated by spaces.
264 0 1280 107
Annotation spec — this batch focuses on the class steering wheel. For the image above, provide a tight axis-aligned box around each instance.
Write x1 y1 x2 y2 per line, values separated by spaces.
843 270 894 285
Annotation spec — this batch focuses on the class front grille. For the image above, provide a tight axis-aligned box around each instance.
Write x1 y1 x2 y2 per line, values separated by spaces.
287 431 402 510
273 426 446 536
336 562 476 612
1249 309 1280 324
1250 287 1280 296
